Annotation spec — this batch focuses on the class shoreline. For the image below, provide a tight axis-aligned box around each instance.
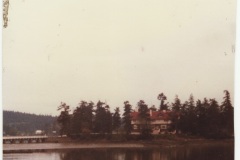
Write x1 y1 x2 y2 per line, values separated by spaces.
3 138 234 154
3 143 145 153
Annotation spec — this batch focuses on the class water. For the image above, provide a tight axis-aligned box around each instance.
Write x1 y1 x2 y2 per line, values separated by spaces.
3 143 234 160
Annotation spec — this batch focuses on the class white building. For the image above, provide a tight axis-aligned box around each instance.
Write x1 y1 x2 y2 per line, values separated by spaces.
130 110 173 134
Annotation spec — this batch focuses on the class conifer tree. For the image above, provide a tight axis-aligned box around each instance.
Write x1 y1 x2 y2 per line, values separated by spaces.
112 107 121 133
122 101 132 135
93 101 106 133
170 95 181 133
206 98 220 137
221 90 234 136
57 102 71 136
71 101 94 135
137 100 152 139
158 93 167 110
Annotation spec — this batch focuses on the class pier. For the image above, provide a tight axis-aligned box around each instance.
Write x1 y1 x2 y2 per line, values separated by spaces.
3 136 48 144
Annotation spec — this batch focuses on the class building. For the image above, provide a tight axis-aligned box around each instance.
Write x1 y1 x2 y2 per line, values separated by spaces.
35 130 44 135
130 110 173 134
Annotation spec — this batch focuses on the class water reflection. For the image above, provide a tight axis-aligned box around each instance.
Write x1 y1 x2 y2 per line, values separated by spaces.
58 144 233 160
3 143 234 160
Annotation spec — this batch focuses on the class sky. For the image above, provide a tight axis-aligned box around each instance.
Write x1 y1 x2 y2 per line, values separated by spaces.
2 0 236 116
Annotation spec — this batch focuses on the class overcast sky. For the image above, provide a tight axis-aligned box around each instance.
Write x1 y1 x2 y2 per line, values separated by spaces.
3 0 236 115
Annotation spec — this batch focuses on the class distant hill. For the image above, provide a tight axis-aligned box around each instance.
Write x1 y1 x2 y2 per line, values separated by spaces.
3 110 58 136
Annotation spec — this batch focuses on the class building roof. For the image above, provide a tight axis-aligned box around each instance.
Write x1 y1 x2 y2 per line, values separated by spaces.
131 110 172 121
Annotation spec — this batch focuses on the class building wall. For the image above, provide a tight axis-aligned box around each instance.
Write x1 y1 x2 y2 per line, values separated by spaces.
131 120 172 134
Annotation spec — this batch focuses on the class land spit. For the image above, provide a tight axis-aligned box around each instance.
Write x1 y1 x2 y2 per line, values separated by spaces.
3 137 234 154
3 143 145 153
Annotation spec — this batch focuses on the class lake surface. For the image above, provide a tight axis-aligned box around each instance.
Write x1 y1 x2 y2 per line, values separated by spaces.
3 143 234 160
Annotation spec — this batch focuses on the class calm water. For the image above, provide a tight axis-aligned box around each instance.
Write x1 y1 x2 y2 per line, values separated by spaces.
3 143 234 160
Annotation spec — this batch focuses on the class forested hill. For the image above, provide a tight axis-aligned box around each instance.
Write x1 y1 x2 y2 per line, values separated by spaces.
3 110 58 136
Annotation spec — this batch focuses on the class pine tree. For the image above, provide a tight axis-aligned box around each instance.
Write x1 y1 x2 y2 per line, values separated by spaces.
172 95 181 112
186 94 197 134
137 100 152 139
122 101 132 135
206 98 220 137
220 90 234 136
93 101 106 133
71 101 94 135
112 107 121 133
57 102 71 136
158 93 167 110
170 95 181 133
104 105 112 134
195 99 208 136
93 101 112 134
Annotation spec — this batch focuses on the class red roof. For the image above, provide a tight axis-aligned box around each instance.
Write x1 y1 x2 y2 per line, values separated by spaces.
131 110 172 121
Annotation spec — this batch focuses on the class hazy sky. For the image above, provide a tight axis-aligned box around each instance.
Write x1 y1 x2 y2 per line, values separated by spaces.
3 0 236 115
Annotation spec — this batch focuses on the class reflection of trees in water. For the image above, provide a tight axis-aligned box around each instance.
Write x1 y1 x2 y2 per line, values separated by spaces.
58 149 152 160
58 144 233 160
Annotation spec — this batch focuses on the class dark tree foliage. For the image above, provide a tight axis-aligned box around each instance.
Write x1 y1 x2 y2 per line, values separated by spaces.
53 90 233 139
104 105 113 134
3 110 57 136
122 101 132 135
112 107 121 132
220 90 234 136
57 102 71 136
93 101 112 134
149 105 157 111
177 94 198 135
71 101 93 135
169 95 181 133
178 101 189 134
186 94 198 134
206 99 221 137
137 100 152 139
172 95 181 112
195 99 207 135
158 93 168 110
172 91 234 138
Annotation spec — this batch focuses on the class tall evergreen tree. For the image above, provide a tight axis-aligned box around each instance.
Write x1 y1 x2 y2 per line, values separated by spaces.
187 94 198 134
93 101 112 134
94 101 105 133
112 107 121 132
85 101 94 133
220 90 234 136
170 95 181 133
158 93 168 110
71 101 94 135
122 101 132 135
57 102 71 136
178 101 188 133
206 98 221 137
104 105 113 134
195 99 207 136
71 102 84 134
172 95 181 112
137 100 152 139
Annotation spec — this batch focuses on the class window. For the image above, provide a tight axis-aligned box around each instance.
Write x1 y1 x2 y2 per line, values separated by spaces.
161 125 167 129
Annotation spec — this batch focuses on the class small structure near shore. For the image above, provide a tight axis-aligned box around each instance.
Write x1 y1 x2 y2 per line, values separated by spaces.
3 136 48 144
35 130 44 135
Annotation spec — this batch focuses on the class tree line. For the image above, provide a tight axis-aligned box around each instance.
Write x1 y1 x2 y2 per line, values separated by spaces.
57 100 131 137
3 110 58 136
57 90 234 139
170 90 233 138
